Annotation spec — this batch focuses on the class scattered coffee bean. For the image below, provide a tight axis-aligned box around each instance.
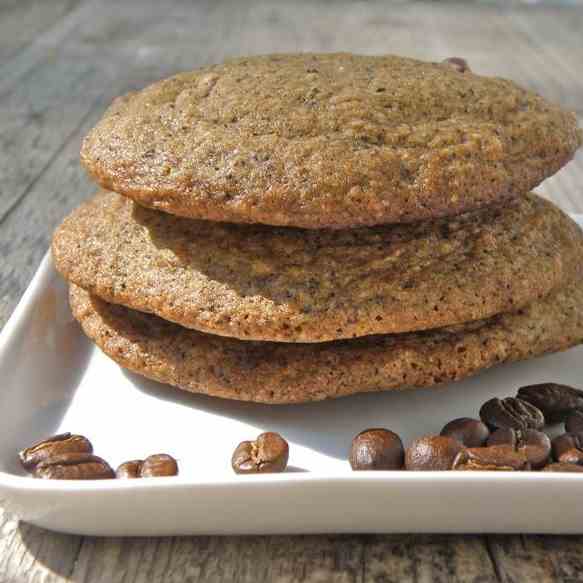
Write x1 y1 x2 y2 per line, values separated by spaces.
116 460 143 479
349 428 404 470
19 433 93 471
487 427 518 448
440 418 489 447
452 445 529 471
487 428 551 470
442 57 470 73
405 435 462 471
556 449 583 466
32 453 114 480
565 409 583 433
542 463 583 473
551 432 583 465
517 383 583 423
479 397 545 432
140 454 179 477
232 432 289 474
515 429 552 470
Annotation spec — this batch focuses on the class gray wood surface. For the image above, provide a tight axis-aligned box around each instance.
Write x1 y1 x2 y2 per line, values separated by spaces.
1 1 583 581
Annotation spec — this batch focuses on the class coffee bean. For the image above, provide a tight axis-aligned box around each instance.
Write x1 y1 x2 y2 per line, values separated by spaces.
487 428 551 469
557 448 583 466
452 445 529 471
232 432 289 474
551 432 583 464
542 463 583 473
479 397 545 431
487 427 518 448
116 460 143 479
19 433 93 471
349 428 404 470
517 383 583 423
33 452 114 480
440 418 489 447
140 454 179 477
405 435 462 471
442 57 470 73
565 409 583 433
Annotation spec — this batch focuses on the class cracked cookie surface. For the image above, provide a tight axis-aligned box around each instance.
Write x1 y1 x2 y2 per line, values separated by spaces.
69 281 583 404
81 53 581 228
53 191 583 342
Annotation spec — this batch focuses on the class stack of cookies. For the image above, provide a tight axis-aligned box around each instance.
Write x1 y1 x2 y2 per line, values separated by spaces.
52 53 583 404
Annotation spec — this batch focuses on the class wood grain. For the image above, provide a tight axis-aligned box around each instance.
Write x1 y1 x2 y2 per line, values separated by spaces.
0 0 80 63
1 1 583 582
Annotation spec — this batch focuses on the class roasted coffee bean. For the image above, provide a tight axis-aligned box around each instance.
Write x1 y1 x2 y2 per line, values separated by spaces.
116 460 143 479
115 455 178 478
542 463 583 473
404 435 462 471
514 429 551 470
565 409 583 433
479 397 545 431
487 428 551 469
349 428 404 470
551 432 583 464
556 449 583 465
487 427 518 448
517 383 583 423
440 418 489 447
19 433 93 471
442 57 470 73
33 453 114 480
140 454 179 477
232 432 289 474
452 445 529 471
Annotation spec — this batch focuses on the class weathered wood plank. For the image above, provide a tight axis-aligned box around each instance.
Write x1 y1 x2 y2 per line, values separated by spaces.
0 509 82 583
484 535 583 583
0 93 109 328
0 0 80 63
0 0 100 97
0 3 182 222
363 535 498 583
69 535 364 583
506 6 583 112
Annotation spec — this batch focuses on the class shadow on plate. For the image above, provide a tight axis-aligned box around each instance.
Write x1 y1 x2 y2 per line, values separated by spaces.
117 353 569 460
0 279 94 475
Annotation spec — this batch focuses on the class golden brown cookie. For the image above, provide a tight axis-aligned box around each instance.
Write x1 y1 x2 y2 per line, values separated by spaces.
53 191 583 342
81 53 581 229
69 281 583 404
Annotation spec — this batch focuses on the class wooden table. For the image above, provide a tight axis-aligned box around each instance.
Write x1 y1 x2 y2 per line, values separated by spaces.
1 1 583 580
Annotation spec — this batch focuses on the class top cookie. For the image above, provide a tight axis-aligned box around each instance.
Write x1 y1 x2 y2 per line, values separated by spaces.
81 53 581 228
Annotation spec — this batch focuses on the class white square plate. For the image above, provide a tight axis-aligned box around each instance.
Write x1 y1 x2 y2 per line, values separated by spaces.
2 221 583 536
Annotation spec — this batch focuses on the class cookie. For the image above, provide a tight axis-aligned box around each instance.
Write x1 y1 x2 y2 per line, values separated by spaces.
80 53 581 229
53 191 583 342
69 280 583 404
53 190 583 342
